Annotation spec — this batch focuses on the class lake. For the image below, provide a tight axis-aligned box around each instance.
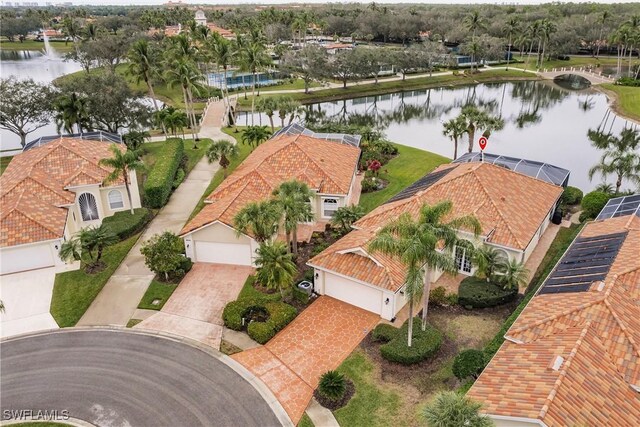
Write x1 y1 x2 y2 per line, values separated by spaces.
241 80 637 192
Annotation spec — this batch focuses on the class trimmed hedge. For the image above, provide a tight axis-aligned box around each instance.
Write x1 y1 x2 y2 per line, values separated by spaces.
222 299 297 344
581 191 611 220
452 349 486 380
561 186 583 206
458 277 517 309
380 318 443 365
102 208 152 240
144 139 184 208
372 323 398 343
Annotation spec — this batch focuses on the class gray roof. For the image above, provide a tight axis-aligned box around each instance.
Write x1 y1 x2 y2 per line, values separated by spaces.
273 123 361 147
24 131 123 152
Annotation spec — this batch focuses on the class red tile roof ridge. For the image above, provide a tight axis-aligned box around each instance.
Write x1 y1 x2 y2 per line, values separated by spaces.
2 193 62 236
603 296 640 361
538 322 592 420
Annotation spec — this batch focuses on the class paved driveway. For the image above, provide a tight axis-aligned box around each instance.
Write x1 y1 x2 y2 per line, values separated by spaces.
1 329 283 427
0 268 58 338
232 297 379 423
136 263 254 348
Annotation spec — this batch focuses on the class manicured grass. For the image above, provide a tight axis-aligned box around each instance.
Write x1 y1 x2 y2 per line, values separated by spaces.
518 55 633 71
601 83 640 122
0 156 12 175
137 279 178 310
188 128 252 220
257 78 322 92
50 234 139 328
127 319 142 328
237 275 282 302
359 144 450 213
0 39 74 53
334 350 402 427
298 414 315 427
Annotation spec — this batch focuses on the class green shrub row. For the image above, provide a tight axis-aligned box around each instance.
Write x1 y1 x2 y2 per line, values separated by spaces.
144 139 184 208
222 299 297 344
102 208 152 240
379 318 443 365
372 323 398 343
452 349 486 380
458 278 517 309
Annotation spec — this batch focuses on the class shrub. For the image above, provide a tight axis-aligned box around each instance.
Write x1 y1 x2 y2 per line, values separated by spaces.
172 168 185 189
380 318 443 365
168 256 192 282
370 139 398 156
617 76 640 87
452 349 486 380
429 286 447 306
303 269 315 283
318 371 346 401
458 277 517 309
143 139 184 208
361 176 379 193
561 186 583 206
222 299 297 344
102 208 151 240
445 293 459 306
581 191 611 220
311 241 330 256
372 323 398 343
140 231 188 282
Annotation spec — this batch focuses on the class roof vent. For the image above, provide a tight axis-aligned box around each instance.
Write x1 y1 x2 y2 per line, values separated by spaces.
551 355 564 371
594 280 606 292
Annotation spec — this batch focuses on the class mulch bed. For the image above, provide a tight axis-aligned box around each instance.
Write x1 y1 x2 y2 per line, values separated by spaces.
313 379 355 410
84 261 106 274
294 226 344 282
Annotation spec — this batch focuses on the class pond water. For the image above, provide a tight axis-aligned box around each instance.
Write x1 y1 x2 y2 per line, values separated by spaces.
241 80 637 192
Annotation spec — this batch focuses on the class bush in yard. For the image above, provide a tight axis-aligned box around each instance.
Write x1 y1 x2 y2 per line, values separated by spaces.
380 318 443 365
372 323 398 343
452 349 487 380
172 168 185 189
560 186 583 206
101 208 152 240
143 139 184 208
370 139 398 156
445 293 459 306
361 176 379 193
458 277 518 309
140 231 190 282
581 191 611 220
424 391 493 427
429 286 447 306
318 371 346 401
222 299 297 344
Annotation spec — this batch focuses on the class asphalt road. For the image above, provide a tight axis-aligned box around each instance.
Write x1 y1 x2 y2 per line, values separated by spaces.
1 329 281 427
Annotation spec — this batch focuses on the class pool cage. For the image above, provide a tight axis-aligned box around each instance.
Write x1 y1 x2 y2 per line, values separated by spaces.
273 123 362 147
24 131 123 151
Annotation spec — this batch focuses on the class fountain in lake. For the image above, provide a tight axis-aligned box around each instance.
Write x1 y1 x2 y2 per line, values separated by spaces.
42 30 59 60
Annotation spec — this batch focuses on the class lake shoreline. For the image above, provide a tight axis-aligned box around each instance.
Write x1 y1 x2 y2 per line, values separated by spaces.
595 84 640 125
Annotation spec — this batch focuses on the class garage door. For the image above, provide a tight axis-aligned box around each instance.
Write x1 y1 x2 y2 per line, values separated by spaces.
324 272 382 315
194 241 252 266
1 244 55 275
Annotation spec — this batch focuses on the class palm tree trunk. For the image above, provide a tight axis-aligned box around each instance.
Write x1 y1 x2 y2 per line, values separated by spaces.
407 302 414 347
467 125 476 153
453 136 458 160
616 175 622 194
596 27 603 58
506 35 512 70
421 269 431 331
147 78 167 135
292 224 299 256
186 87 199 142
268 114 274 133
251 71 256 126
124 172 135 215
182 87 195 141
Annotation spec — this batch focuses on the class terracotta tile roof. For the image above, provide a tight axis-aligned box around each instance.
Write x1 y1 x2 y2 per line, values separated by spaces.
309 162 562 293
181 133 360 236
0 137 124 247
206 24 234 38
468 213 640 426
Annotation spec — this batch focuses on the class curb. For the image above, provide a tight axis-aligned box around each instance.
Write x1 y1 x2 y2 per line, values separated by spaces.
1 417 94 427
2 327 293 427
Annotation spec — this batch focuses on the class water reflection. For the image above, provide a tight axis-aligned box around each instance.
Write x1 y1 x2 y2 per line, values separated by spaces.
553 74 592 91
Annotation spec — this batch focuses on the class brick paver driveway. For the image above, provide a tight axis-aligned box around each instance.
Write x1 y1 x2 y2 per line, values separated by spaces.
136 263 254 348
232 296 379 423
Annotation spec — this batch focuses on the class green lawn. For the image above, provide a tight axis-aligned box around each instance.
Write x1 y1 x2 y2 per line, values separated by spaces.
237 275 282 302
127 319 142 328
50 234 139 327
0 39 74 53
519 55 634 71
0 156 12 175
359 144 450 213
257 78 322 92
298 414 315 427
601 83 640 122
137 279 178 310
188 128 252 220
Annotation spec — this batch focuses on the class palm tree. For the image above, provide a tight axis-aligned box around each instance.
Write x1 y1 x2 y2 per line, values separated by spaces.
206 139 239 177
254 240 298 298
273 180 314 256
256 96 278 133
331 205 365 234
239 41 272 124
123 130 149 152
241 125 272 149
503 17 520 70
370 202 481 343
595 182 616 194
498 259 530 291
460 105 505 153
538 19 557 68
83 22 98 41
234 200 282 243
164 59 205 142
464 10 486 42
127 39 165 134
277 96 303 127
588 128 640 193
53 92 88 134
423 391 493 427
595 11 611 59
208 35 235 116
442 116 468 160
60 226 118 271
473 246 504 283
99 144 145 215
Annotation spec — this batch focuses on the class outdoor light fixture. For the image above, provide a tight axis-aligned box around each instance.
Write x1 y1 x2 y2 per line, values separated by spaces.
315 272 319 279
385 298 389 305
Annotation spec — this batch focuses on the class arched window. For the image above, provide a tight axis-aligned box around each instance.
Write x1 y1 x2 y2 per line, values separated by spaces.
78 193 99 221
108 190 124 210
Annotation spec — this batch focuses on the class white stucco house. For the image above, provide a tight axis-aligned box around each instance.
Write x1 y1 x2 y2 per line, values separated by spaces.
0 134 141 275
308 157 568 321
180 125 361 266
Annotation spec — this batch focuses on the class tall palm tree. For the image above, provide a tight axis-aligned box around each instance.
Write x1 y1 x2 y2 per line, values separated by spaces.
206 139 238 177
234 200 282 243
127 39 165 134
164 59 205 142
423 391 493 427
503 16 520 70
460 105 505 153
524 20 541 70
273 180 314 256
588 128 640 193
254 240 298 298
463 10 485 42
256 96 278 132
538 19 557 68
99 144 145 215
595 11 611 58
442 116 468 160
241 125 272 149
53 92 88 134
208 35 235 116
277 96 303 127
239 41 272 124
370 202 481 342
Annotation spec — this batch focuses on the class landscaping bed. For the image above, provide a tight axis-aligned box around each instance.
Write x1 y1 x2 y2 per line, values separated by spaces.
222 298 297 344
295 227 343 282
458 277 518 309
314 379 356 410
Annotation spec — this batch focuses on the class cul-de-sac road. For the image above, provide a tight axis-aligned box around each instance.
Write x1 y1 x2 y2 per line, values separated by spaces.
1 329 282 427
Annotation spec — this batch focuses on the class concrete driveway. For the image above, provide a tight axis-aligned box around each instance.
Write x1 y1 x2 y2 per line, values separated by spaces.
0 268 58 338
136 263 254 347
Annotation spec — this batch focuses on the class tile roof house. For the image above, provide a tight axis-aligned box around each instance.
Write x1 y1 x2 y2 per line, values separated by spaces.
179 129 361 266
0 136 141 275
308 161 564 320
468 195 640 427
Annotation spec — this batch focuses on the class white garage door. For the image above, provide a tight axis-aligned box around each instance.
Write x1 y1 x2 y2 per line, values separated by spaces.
194 241 252 266
324 272 382 315
1 244 55 275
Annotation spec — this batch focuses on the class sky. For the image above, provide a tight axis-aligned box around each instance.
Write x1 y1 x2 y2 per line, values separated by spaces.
14 0 640 5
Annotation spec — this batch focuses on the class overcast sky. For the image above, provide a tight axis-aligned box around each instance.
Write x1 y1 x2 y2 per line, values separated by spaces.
17 0 640 5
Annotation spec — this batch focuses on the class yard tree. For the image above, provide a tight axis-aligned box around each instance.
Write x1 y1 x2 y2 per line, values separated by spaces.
127 38 165 132
272 180 314 256
331 49 365 89
276 96 303 127
472 246 504 283
498 259 530 291
0 17 40 42
233 200 282 243
281 45 328 94
459 105 505 153
442 116 468 160
53 92 89 134
0 78 53 147
423 391 494 427
206 139 239 177
59 225 118 272
99 144 145 215
254 240 298 298
255 97 278 133
588 128 640 194
241 125 272 149
391 46 423 81
238 40 272 123
331 205 365 234
141 231 186 281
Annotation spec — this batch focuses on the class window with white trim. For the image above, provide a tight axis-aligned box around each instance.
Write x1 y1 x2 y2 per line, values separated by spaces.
78 192 99 221
455 245 472 274
322 198 338 218
108 190 124 210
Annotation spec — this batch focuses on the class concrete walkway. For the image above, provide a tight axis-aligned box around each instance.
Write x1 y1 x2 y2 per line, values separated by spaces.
77 155 221 326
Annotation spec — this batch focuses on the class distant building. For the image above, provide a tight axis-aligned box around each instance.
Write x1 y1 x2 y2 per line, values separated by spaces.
193 10 234 39
195 10 207 27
